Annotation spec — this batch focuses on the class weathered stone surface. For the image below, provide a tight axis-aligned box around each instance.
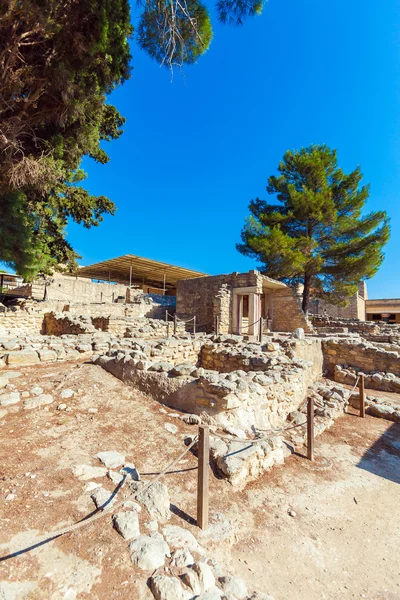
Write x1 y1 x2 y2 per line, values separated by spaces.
293 328 305 340
2 371 22 379
0 376 8 388
135 481 171 521
90 486 116 509
181 570 201 594
194 587 223 599
72 464 107 480
6 350 39 366
170 363 197 377
150 572 191 600
113 511 140 540
130 535 170 570
162 525 203 553
30 386 43 396
123 500 142 512
180 413 201 425
108 470 124 485
0 391 20 406
96 450 125 469
219 575 248 599
148 362 174 373
23 394 53 410
0 409 8 419
38 349 57 362
60 388 75 399
192 562 215 591
171 548 194 568
164 423 177 434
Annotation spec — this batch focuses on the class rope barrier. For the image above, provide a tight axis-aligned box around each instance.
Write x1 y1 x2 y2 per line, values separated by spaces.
210 417 309 445
349 375 361 395
237 317 262 332
0 436 199 561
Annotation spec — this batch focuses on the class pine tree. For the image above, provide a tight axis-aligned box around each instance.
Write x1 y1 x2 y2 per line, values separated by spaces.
237 145 390 314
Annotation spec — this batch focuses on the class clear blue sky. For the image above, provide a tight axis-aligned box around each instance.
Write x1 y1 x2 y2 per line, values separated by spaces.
68 0 400 299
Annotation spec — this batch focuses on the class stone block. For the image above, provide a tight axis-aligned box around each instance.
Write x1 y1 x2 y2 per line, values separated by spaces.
6 350 40 366
38 349 57 362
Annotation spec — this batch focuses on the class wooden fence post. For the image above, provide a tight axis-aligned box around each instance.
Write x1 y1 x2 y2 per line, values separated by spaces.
359 374 365 418
215 315 219 336
258 317 263 343
197 425 209 530
307 397 314 461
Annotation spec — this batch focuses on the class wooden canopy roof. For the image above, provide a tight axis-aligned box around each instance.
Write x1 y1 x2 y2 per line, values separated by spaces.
76 254 206 291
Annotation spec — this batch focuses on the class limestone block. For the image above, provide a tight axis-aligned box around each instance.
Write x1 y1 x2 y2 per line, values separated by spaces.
6 350 40 366
37 349 57 362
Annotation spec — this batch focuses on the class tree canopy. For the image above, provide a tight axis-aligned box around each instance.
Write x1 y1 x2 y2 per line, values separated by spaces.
0 0 132 279
0 0 266 280
237 145 390 313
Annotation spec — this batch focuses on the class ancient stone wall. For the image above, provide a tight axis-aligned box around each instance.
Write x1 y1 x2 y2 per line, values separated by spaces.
271 288 313 333
0 307 46 335
176 271 261 333
322 339 400 376
33 273 128 303
177 271 312 334
308 282 366 320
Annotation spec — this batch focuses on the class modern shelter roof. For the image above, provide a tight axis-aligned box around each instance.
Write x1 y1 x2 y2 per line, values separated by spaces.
75 254 206 290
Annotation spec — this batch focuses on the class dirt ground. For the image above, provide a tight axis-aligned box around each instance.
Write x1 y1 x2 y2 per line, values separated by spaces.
0 361 399 600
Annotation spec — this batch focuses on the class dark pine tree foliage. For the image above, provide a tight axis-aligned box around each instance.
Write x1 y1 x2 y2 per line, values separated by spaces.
0 0 266 279
238 145 390 313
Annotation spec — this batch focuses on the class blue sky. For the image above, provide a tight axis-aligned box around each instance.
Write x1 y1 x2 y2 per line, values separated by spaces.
68 0 400 299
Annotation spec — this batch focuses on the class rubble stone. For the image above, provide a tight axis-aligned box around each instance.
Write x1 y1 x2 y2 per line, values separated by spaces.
113 511 140 540
130 535 170 571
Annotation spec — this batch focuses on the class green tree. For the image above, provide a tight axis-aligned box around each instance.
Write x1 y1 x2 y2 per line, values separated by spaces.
0 0 266 280
0 0 132 279
237 145 390 314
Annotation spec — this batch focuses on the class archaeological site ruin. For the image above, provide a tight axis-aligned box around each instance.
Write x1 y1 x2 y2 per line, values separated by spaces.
1 254 399 599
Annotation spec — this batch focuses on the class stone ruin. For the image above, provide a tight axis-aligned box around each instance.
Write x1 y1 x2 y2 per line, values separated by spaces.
1 294 400 599
1 299 399 486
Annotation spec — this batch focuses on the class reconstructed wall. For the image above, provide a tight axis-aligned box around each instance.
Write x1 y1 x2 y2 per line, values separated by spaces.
33 273 128 303
271 288 313 333
177 271 312 334
176 271 262 333
308 282 367 320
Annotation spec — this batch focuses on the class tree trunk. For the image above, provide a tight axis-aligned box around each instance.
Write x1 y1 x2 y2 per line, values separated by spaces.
302 274 311 314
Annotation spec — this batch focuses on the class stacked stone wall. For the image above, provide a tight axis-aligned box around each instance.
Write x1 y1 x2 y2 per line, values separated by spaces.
322 339 400 377
271 288 313 333
176 271 261 332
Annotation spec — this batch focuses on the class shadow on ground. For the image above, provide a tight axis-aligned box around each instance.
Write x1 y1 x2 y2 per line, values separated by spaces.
357 422 400 484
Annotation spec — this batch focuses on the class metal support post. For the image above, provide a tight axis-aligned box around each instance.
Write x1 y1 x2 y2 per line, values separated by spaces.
193 316 196 335
215 315 219 336
173 314 177 336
